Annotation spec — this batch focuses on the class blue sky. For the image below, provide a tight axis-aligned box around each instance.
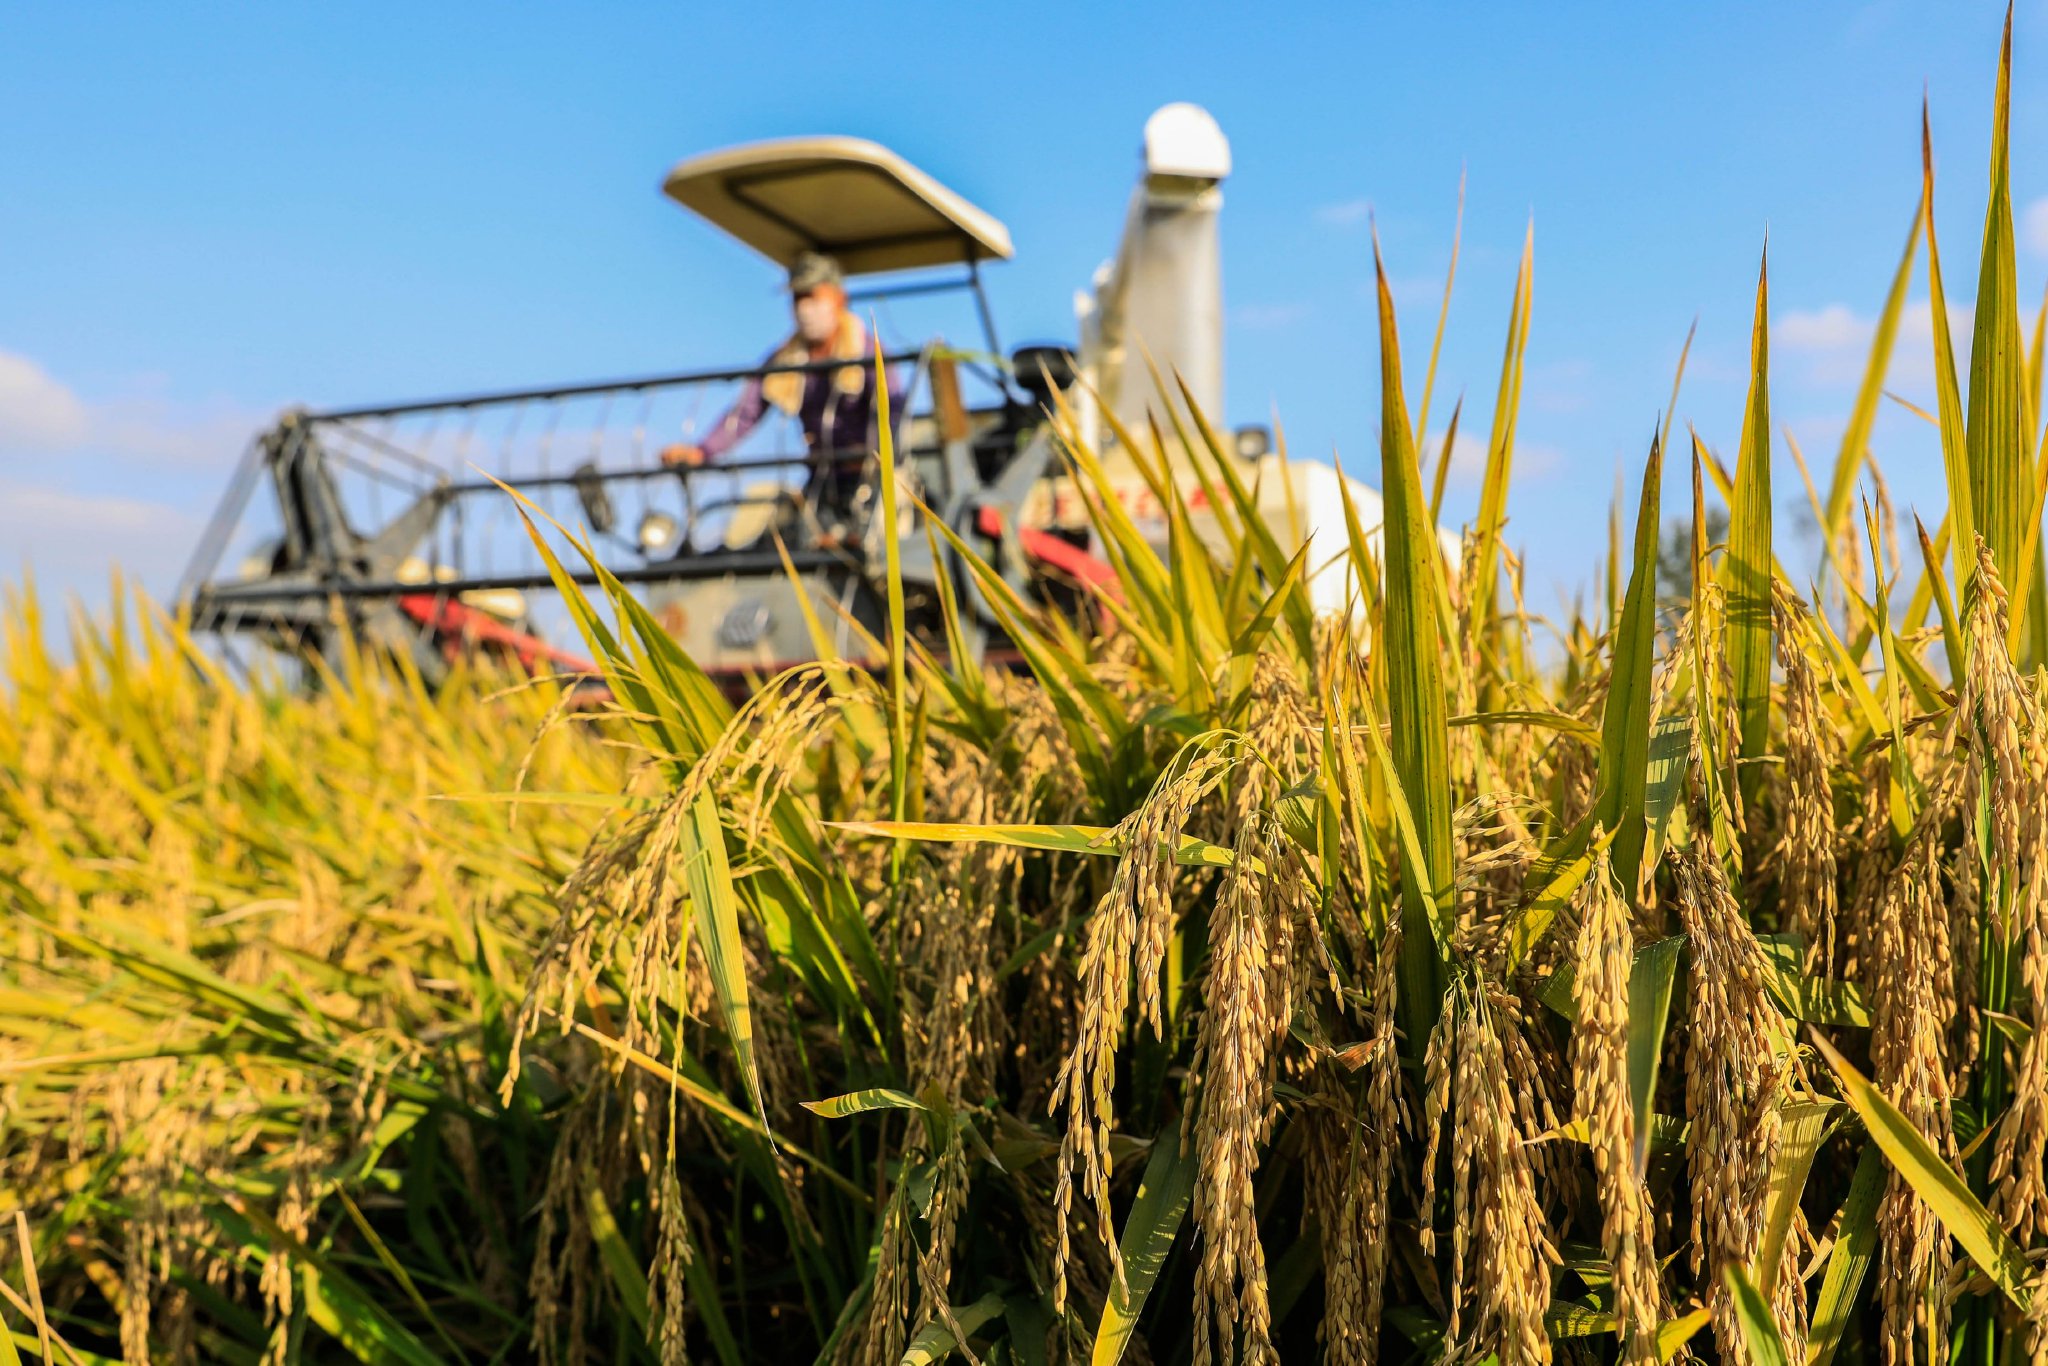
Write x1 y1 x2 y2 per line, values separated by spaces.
4 2 2046 620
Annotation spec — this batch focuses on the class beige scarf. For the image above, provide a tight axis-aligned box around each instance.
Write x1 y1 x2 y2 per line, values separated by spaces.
760 312 871 417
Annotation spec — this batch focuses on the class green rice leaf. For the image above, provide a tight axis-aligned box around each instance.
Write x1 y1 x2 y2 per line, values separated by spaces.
583 1181 650 1335
1597 433 1665 893
1967 12 2029 608
1373 229 1454 1015
1658 1310 1712 1360
1722 1265 1791 1366
1427 396 1463 526
1626 936 1683 1173
216 1201 451 1366
1506 816 1615 969
901 1293 1005 1365
1357 685 1447 955
1807 1141 1885 1366
1924 102 1980 587
1451 709 1599 741
1642 714 1694 866
1724 254 1774 808
1091 1114 1196 1366
1757 936 1870 1027
801 1089 925 1119
1552 1304 1709 1361
1812 1032 2033 1307
1171 373 1317 663
1472 221 1534 682
680 787 767 1133
1915 514 1968 694
1754 1100 1836 1291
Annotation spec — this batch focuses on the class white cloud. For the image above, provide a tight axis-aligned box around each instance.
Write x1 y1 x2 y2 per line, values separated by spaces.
1315 198 1371 228
0 477 200 595
0 351 89 448
2024 195 2048 256
1777 303 1866 352
1774 297 1971 387
0 349 271 612
0 348 262 473
1423 425 1489 478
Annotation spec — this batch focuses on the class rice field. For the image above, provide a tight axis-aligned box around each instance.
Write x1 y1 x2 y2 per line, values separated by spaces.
12 21 2048 1366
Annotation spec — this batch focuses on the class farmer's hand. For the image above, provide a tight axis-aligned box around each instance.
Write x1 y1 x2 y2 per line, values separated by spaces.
660 443 707 468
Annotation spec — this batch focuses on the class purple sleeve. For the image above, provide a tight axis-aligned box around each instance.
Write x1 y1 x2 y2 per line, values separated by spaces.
696 374 769 462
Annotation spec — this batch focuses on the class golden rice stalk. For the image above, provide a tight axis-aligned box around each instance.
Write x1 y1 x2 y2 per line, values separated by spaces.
1310 908 1406 1366
1950 541 2048 1248
1358 908 1407 1361
913 1136 977 1365
1959 542 2035 906
648 1167 695 1366
528 1095 606 1366
1571 843 1667 1364
1416 981 1555 1364
1462 983 1557 1364
1769 582 1839 969
1671 844 1791 1360
503 664 842 1102
1453 794 1543 971
1869 812 1962 1366
1305 1074 1371 1366
846 1192 913 1366
1950 844 1986 1092
1838 752 1895 987
1051 741 1243 1312
1991 842 2048 1243
1188 816 1285 1366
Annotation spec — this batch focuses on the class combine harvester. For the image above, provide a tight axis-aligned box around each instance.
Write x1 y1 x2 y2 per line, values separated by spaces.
178 104 1397 686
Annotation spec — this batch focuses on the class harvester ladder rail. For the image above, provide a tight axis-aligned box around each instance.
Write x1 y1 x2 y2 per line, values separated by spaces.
304 351 926 423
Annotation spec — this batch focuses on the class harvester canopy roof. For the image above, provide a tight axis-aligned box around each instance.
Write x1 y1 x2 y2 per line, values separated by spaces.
662 136 1014 277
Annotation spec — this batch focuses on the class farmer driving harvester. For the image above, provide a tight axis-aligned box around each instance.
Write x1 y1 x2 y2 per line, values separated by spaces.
659 249 899 546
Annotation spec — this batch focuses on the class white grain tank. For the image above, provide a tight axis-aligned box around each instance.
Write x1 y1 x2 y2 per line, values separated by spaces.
1073 103 1230 451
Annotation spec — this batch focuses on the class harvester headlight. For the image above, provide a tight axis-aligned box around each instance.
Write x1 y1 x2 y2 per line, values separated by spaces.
1233 424 1272 461
638 511 680 554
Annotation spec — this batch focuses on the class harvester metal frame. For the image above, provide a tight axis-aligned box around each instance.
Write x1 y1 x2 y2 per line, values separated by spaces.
178 135 1088 687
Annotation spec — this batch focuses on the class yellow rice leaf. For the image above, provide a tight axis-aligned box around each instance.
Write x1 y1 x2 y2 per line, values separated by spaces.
826 820 1244 871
